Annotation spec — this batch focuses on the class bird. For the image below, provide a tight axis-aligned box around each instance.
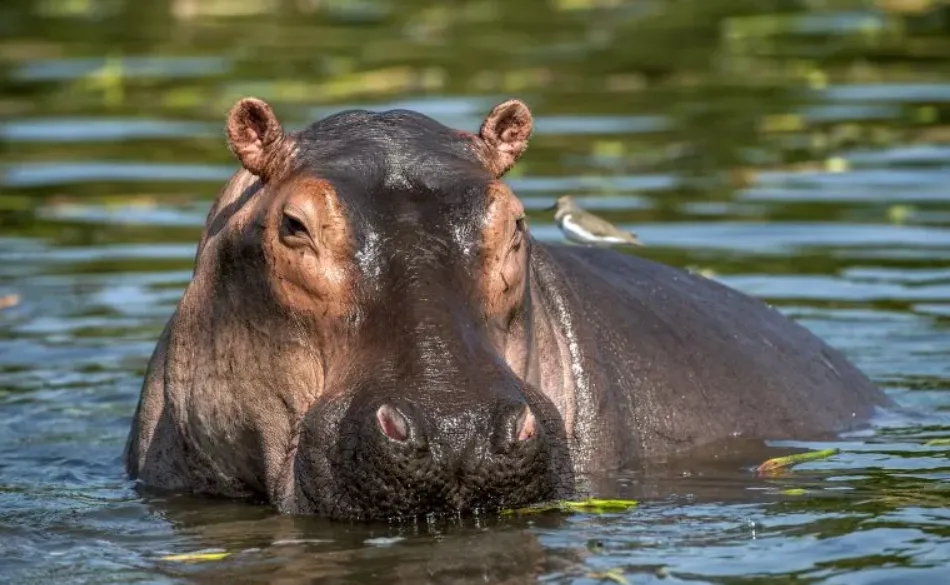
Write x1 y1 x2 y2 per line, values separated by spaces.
546 195 643 247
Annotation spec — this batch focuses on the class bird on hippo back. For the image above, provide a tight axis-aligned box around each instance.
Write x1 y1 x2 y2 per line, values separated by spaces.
124 96 892 520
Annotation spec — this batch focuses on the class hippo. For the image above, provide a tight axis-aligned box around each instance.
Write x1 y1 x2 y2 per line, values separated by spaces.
125 97 891 520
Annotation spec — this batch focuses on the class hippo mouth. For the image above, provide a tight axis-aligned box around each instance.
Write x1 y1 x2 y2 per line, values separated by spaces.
292 396 574 521
322 452 564 521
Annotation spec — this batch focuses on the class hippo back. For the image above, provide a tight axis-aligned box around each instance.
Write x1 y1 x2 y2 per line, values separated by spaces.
530 243 890 470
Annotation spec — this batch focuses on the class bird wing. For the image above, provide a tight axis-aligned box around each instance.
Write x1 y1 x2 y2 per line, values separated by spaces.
579 211 639 240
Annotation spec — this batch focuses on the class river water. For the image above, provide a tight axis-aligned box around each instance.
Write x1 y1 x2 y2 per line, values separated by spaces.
3 0 950 583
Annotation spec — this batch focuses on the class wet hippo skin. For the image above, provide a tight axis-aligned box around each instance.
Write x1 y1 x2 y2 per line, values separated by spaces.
125 97 892 520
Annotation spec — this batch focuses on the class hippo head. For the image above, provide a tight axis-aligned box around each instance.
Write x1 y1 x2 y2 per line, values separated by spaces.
173 98 573 520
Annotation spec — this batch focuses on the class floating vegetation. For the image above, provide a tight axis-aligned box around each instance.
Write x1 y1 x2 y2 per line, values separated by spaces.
503 498 639 516
757 448 840 476
159 550 232 563
780 488 808 496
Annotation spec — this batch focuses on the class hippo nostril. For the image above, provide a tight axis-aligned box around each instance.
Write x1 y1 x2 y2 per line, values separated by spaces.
516 406 537 442
376 404 408 442
495 403 539 451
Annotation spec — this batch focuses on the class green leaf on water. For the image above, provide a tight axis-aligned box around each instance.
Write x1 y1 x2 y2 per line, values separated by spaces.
502 498 638 516
757 448 839 475
160 551 231 563
561 498 639 512
781 488 807 496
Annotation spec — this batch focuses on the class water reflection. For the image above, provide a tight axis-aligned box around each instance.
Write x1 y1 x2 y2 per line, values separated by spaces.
155 504 558 584
3 0 950 583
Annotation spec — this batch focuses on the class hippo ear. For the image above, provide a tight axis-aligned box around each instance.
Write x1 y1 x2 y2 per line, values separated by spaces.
478 99 533 177
226 97 289 182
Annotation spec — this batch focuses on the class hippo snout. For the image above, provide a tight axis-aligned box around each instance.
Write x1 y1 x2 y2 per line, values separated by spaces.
294 393 571 520
375 401 538 452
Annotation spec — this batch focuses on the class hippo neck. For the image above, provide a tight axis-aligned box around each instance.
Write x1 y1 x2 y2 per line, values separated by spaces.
521 242 621 473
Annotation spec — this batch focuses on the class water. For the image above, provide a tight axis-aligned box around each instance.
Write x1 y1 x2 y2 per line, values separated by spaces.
3 0 950 582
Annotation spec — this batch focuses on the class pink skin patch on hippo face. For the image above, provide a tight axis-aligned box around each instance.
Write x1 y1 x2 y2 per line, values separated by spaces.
376 404 409 442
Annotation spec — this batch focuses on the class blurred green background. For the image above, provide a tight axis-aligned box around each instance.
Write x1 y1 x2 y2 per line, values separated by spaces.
4 0 950 253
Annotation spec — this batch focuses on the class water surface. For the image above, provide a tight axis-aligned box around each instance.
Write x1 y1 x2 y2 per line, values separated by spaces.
3 0 950 583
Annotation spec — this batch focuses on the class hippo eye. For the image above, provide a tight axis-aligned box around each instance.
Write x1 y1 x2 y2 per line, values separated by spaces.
285 215 307 236
281 208 313 243
515 215 526 233
510 215 526 252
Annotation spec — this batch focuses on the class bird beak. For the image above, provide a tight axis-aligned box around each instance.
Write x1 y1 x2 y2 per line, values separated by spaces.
543 202 558 211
